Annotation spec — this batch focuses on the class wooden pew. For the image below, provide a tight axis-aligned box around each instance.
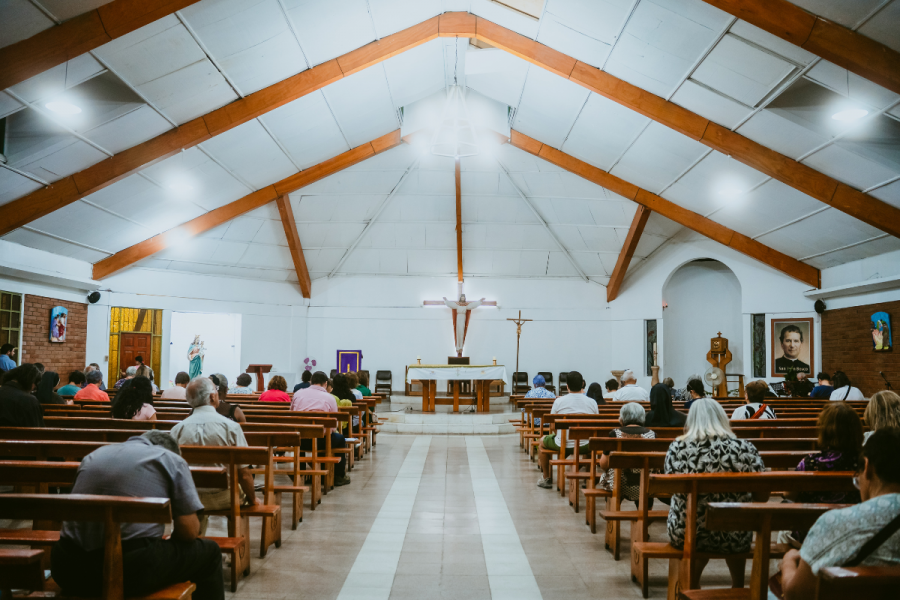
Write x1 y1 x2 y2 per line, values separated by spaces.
818 566 900 599
0 548 45 597
638 472 855 600
0 494 196 600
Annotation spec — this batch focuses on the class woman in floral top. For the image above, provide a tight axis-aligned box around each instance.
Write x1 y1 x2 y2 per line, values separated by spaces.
664 398 766 586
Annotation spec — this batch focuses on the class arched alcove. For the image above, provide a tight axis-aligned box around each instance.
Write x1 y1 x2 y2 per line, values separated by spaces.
662 259 743 389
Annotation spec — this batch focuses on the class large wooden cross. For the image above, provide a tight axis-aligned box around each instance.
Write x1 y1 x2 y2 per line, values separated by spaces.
507 310 532 377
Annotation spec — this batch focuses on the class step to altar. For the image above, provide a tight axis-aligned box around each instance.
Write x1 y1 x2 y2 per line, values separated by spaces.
378 411 518 435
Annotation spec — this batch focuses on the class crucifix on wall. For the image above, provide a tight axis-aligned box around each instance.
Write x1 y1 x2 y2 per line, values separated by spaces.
424 286 497 357
507 310 532 376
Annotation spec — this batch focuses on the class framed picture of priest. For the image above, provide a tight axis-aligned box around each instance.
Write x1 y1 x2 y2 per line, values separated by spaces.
771 318 813 378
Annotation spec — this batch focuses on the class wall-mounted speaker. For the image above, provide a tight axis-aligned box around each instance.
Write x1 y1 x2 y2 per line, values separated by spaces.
814 299 826 314
87 292 101 304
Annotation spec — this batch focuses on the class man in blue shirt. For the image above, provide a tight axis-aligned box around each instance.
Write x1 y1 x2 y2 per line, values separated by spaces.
0 344 17 372
810 372 834 399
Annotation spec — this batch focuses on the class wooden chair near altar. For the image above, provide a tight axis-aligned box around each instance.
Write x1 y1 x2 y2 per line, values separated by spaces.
374 370 392 395
558 372 569 395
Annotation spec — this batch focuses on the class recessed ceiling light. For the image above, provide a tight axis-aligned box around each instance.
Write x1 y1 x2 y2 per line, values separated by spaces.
832 108 868 122
45 101 82 115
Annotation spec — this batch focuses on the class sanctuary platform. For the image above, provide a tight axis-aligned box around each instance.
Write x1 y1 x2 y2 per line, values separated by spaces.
376 393 518 435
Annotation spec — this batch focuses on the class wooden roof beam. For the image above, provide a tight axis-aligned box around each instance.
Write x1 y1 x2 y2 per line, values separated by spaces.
510 131 821 289
5 12 899 244
91 131 401 281
697 0 900 95
275 195 311 298
455 158 463 283
0 0 204 91
607 206 651 302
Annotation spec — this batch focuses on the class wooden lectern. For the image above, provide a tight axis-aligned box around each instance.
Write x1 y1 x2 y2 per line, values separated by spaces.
246 364 272 393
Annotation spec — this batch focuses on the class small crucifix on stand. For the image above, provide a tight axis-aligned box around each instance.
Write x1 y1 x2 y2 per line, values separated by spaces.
507 310 532 377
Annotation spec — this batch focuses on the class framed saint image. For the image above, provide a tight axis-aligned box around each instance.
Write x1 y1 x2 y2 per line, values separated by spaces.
50 306 68 343
771 318 814 378
872 312 892 351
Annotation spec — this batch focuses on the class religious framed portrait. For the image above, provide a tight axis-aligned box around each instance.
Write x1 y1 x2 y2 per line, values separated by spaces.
771 318 814 378
872 312 892 352
50 306 68 343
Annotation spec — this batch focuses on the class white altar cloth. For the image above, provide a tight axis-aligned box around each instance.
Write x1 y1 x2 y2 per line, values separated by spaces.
406 365 507 385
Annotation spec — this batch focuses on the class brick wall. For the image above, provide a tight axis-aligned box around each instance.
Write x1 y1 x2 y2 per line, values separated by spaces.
821 299 899 397
22 295 87 387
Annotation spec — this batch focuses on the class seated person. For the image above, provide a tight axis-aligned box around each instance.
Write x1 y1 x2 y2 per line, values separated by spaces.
730 380 776 420
864 391 900 443
537 371 598 489
209 374 245 423
259 375 291 402
612 370 650 402
170 377 258 533
526 374 556 398
646 382 687 427
57 370 85 396
111 376 157 421
291 371 351 486
36 371 65 405
74 369 110 402
586 382 606 406
663 377 676 401
665 398 766 587
598 402 655 505
229 373 254 395
810 372 833 399
115 366 137 389
346 372 364 400
356 371 372 397
0 344 15 372
82 364 106 390
161 371 190 400
51 431 223 600
830 370 865 401
0 364 44 427
604 378 619 399
780 428 900 600
293 369 312 393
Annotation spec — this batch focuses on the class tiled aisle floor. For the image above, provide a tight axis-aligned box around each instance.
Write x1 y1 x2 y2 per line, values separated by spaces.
221 434 736 600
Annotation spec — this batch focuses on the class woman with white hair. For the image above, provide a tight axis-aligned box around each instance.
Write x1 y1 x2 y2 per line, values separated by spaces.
114 366 137 389
665 398 766 586
598 402 656 505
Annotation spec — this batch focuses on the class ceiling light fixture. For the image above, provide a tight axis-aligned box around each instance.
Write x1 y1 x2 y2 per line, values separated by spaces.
45 101 82 115
831 108 868 122
431 86 479 158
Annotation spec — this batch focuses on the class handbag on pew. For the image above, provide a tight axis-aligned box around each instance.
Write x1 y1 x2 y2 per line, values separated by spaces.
768 509 900 598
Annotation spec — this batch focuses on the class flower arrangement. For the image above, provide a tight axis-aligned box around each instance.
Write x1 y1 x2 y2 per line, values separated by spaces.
303 357 317 372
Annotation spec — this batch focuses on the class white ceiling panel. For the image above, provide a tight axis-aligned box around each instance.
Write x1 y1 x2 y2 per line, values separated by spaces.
14 139 108 183
462 195 535 223
871 178 900 209
710 179 825 239
546 251 580 276
261 91 349 169
382 195 455 222
803 144 900 191
804 236 900 270
562 94 650 170
691 34 796 106
140 147 250 211
0 168 43 207
215 217 266 243
664 151 769 216
670 80 753 129
299 169 405 195
180 0 308 95
361 222 427 248
406 248 456 275
806 61 900 110
367 0 441 38
857 1 900 53
8 54 105 104
514 67 590 149
94 17 238 124
470 0 541 39
643 212 682 238
200 119 297 189
728 20 816 66
399 169 455 196
610 122 708 193
736 109 830 161
296 222 366 248
28 201 151 254
787 0 885 29
238 242 295 269
247 218 285 246
282 0 375 67
154 237 249 264
382 39 446 109
1 228 110 263
465 49 530 108
633 229 670 257
756 209 884 259
0 93 23 119
604 0 732 97
293 193 385 222
572 252 608 277
536 0 623 69
322 66 399 147
37 0 113 21
82 105 173 154
0 0 54 49
304 248 346 274
552 225 622 252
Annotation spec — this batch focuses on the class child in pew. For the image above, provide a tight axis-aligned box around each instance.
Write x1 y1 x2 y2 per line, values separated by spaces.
777 428 900 600
665 398 766 587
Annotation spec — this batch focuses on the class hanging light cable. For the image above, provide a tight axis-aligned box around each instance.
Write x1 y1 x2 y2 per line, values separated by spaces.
430 85 479 158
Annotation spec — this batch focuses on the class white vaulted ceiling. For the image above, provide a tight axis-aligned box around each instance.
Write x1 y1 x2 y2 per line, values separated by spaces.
1 0 900 292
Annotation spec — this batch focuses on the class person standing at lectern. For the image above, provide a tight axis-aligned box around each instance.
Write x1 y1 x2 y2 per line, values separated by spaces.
775 325 810 375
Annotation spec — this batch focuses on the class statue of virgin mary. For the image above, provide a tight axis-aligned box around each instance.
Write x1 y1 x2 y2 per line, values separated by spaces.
187 335 205 379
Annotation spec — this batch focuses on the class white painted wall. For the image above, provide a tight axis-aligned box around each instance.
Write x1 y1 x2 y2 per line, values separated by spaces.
662 260 743 390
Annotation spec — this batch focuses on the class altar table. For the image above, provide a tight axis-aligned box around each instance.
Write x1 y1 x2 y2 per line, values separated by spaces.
406 365 508 413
